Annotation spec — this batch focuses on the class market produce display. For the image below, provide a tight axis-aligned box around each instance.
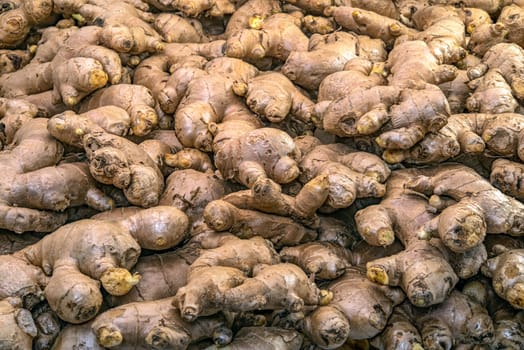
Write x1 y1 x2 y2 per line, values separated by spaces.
2 0 524 349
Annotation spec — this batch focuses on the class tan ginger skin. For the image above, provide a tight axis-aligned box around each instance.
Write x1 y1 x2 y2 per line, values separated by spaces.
302 267 405 349
225 13 309 62
91 298 233 349
406 164 524 253
386 113 524 164
221 263 332 314
355 168 490 306
79 84 158 137
48 113 165 208
0 117 115 233
15 205 188 323
482 248 524 309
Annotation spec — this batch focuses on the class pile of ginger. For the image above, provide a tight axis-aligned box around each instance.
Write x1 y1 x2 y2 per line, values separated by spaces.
1 0 524 349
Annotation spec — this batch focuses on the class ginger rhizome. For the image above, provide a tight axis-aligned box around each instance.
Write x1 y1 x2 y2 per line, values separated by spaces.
48 111 166 208
355 168 490 306
91 298 233 349
406 164 524 253
14 205 188 323
0 116 115 233
389 112 524 164
302 267 405 349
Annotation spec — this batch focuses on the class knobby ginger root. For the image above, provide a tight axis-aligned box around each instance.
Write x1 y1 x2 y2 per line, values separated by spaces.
233 71 315 125
497 4 524 47
370 302 423 350
225 13 308 62
0 0 54 48
298 142 390 210
221 263 332 314
388 113 524 164
173 57 258 151
159 169 228 232
173 265 246 321
203 199 317 247
16 206 188 323
224 0 282 37
318 84 450 153
79 84 158 137
211 111 302 188
91 298 233 349
50 321 104 350
164 148 214 174
325 6 415 47
0 255 47 310
154 13 208 44
48 115 165 207
105 245 198 307
467 69 519 114
355 169 487 306
0 297 37 350
490 158 524 201
0 49 32 74
411 290 494 349
53 0 164 54
468 43 524 102
317 57 386 102
406 164 524 253
220 176 327 228
91 206 190 250
189 236 280 275
302 267 405 348
482 247 524 309
0 118 116 233
280 241 351 280
281 32 384 91
203 327 303 350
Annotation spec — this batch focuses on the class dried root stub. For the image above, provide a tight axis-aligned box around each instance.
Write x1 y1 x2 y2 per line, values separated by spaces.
91 298 233 349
